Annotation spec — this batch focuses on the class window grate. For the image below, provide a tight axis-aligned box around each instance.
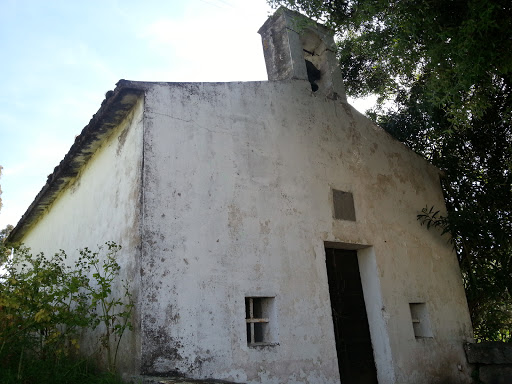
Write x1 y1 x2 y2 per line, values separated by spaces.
245 297 274 345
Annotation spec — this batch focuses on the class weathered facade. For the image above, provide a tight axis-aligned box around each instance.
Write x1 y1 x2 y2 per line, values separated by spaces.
9 8 474 384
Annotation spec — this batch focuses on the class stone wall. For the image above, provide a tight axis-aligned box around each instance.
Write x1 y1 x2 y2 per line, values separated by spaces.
465 342 512 384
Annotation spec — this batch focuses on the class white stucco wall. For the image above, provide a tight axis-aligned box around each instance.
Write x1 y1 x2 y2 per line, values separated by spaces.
140 80 473 383
20 98 145 375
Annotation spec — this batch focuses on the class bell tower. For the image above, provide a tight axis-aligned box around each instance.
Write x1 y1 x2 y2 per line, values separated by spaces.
258 7 347 101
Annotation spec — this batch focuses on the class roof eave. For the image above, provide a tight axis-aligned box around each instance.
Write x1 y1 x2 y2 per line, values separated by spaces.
7 80 147 244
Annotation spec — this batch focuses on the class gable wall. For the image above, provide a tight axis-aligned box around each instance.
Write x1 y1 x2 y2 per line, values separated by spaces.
20 97 145 375
140 80 473 384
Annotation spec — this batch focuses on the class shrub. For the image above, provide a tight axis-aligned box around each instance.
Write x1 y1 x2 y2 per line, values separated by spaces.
0 242 133 381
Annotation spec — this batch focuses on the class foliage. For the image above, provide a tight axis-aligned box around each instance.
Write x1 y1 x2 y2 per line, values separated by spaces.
387 74 512 341
77 242 134 372
269 0 512 341
0 225 13 266
269 0 512 124
0 355 127 384
0 242 133 381
0 248 89 370
419 204 512 342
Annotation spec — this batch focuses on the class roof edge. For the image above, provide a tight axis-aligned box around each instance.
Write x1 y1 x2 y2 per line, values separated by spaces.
8 80 147 244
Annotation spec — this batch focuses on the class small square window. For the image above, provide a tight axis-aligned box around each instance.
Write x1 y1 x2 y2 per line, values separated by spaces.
333 189 356 221
409 302 433 339
245 297 276 346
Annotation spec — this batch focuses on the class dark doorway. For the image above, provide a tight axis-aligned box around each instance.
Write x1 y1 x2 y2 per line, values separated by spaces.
325 248 378 384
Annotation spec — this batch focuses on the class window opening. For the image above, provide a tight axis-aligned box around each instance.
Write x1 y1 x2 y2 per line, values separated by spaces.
305 59 321 92
409 302 433 338
245 297 275 345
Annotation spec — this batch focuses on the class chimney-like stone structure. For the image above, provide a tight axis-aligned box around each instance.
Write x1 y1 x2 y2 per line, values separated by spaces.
258 7 347 101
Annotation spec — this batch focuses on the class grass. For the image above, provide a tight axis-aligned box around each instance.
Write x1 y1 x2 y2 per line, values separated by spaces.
0 356 128 384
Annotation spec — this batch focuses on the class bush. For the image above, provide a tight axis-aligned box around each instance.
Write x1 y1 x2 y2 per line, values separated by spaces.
0 243 133 382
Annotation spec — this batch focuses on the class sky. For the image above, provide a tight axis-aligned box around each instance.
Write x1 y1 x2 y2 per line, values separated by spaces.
0 0 372 230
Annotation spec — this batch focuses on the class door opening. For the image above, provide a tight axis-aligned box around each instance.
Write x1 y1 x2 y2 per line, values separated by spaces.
325 248 378 384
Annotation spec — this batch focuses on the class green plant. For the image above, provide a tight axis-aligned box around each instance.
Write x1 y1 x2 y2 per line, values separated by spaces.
77 242 134 372
0 224 14 267
0 242 133 380
0 247 90 379
0 356 128 384
418 206 512 342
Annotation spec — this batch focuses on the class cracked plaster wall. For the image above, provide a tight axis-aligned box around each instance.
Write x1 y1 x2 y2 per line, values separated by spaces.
139 80 473 384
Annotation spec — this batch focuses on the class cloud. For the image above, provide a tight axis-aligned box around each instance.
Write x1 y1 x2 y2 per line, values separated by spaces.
138 0 270 82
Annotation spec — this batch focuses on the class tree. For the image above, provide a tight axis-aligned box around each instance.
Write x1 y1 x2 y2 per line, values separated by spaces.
1 224 13 265
0 165 13 265
269 0 511 122
269 0 512 341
